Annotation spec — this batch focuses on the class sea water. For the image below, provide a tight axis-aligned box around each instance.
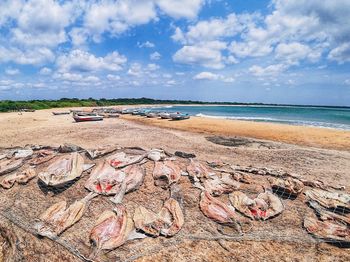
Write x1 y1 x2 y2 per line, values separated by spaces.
155 105 350 130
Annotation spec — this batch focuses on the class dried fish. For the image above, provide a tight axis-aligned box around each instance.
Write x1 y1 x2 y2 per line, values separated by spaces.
147 149 168 161
203 173 240 196
86 145 120 159
89 204 134 258
305 189 350 213
187 159 213 179
133 198 184 237
110 164 146 204
107 152 144 169
29 149 56 166
304 215 350 245
14 149 33 159
38 152 85 187
58 144 84 153
0 158 24 176
269 177 304 197
36 192 97 237
153 160 183 188
229 191 284 220
0 168 36 189
199 191 237 224
85 161 125 195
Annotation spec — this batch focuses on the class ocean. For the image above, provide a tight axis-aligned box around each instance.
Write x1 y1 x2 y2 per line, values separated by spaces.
154 105 350 130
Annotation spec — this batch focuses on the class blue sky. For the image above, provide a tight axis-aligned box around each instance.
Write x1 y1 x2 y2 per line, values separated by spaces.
0 0 350 106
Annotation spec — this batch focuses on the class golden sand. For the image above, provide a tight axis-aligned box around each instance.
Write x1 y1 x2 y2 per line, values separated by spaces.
121 115 350 151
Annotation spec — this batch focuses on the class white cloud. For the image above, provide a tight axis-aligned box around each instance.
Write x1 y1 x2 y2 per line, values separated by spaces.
156 0 204 19
193 71 235 83
54 72 100 83
150 51 161 60
0 46 55 65
344 79 350 85
193 71 219 80
173 41 227 69
107 74 121 81
5 68 20 75
328 43 350 64
56 50 127 73
138 41 155 48
147 63 159 71
249 64 288 77
165 79 176 86
275 42 321 64
127 63 142 77
39 67 52 75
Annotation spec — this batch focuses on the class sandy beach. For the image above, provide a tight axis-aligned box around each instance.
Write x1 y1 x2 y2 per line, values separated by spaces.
0 108 350 261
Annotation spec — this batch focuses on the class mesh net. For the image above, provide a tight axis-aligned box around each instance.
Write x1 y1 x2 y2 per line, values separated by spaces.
0 145 348 261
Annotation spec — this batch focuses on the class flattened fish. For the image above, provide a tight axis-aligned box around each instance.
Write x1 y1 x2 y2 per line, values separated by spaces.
304 215 350 245
110 164 146 204
29 149 56 166
133 198 184 237
89 204 133 257
305 189 350 212
269 177 304 197
86 145 120 159
153 160 183 188
36 192 97 237
107 152 143 169
38 152 85 187
147 149 168 161
199 191 237 224
229 191 284 220
14 149 33 159
187 159 212 179
85 161 125 195
0 158 24 176
0 168 36 189
203 173 240 196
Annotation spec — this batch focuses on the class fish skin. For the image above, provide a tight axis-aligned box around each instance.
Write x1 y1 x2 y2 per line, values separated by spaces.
229 191 284 220
36 193 96 238
305 188 350 211
85 161 125 195
153 160 182 188
133 197 184 237
199 191 237 224
0 168 36 189
89 204 131 256
0 158 24 176
38 152 84 187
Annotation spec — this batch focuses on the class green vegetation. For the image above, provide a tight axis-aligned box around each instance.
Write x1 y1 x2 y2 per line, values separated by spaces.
0 98 348 112
0 97 238 112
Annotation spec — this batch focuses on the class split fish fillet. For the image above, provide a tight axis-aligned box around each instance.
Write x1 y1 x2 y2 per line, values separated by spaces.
86 145 120 159
29 150 56 166
89 204 134 257
0 168 36 189
305 189 350 211
187 159 213 179
107 152 143 169
229 191 284 220
36 192 97 237
203 173 240 196
0 158 24 176
133 198 184 237
153 160 183 188
85 161 125 195
269 177 304 196
199 191 237 224
38 152 85 187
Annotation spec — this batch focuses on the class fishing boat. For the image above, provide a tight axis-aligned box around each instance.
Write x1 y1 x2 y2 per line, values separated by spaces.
159 112 172 119
146 112 158 118
170 112 190 120
52 111 70 115
73 114 103 122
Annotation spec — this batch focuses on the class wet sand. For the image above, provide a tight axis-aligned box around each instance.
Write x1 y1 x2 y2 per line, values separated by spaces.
0 108 350 261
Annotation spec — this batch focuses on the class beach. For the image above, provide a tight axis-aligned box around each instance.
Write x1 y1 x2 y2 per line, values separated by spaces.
0 108 350 261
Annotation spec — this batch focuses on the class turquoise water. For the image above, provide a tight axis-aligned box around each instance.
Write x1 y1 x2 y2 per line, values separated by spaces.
154 105 350 130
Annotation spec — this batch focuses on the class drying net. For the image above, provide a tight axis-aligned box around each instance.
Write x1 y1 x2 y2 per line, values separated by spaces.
0 144 348 262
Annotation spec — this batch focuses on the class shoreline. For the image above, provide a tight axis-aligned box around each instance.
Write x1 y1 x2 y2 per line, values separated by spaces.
121 114 350 151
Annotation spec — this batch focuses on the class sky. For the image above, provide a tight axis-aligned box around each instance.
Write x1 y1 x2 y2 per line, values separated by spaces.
0 0 350 106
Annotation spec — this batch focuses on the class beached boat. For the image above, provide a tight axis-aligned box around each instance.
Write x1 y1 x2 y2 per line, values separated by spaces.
52 111 70 115
170 112 190 120
73 114 103 122
146 112 158 118
159 112 172 119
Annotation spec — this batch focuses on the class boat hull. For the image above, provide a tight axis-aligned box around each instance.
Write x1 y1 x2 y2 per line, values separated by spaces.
73 116 103 122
